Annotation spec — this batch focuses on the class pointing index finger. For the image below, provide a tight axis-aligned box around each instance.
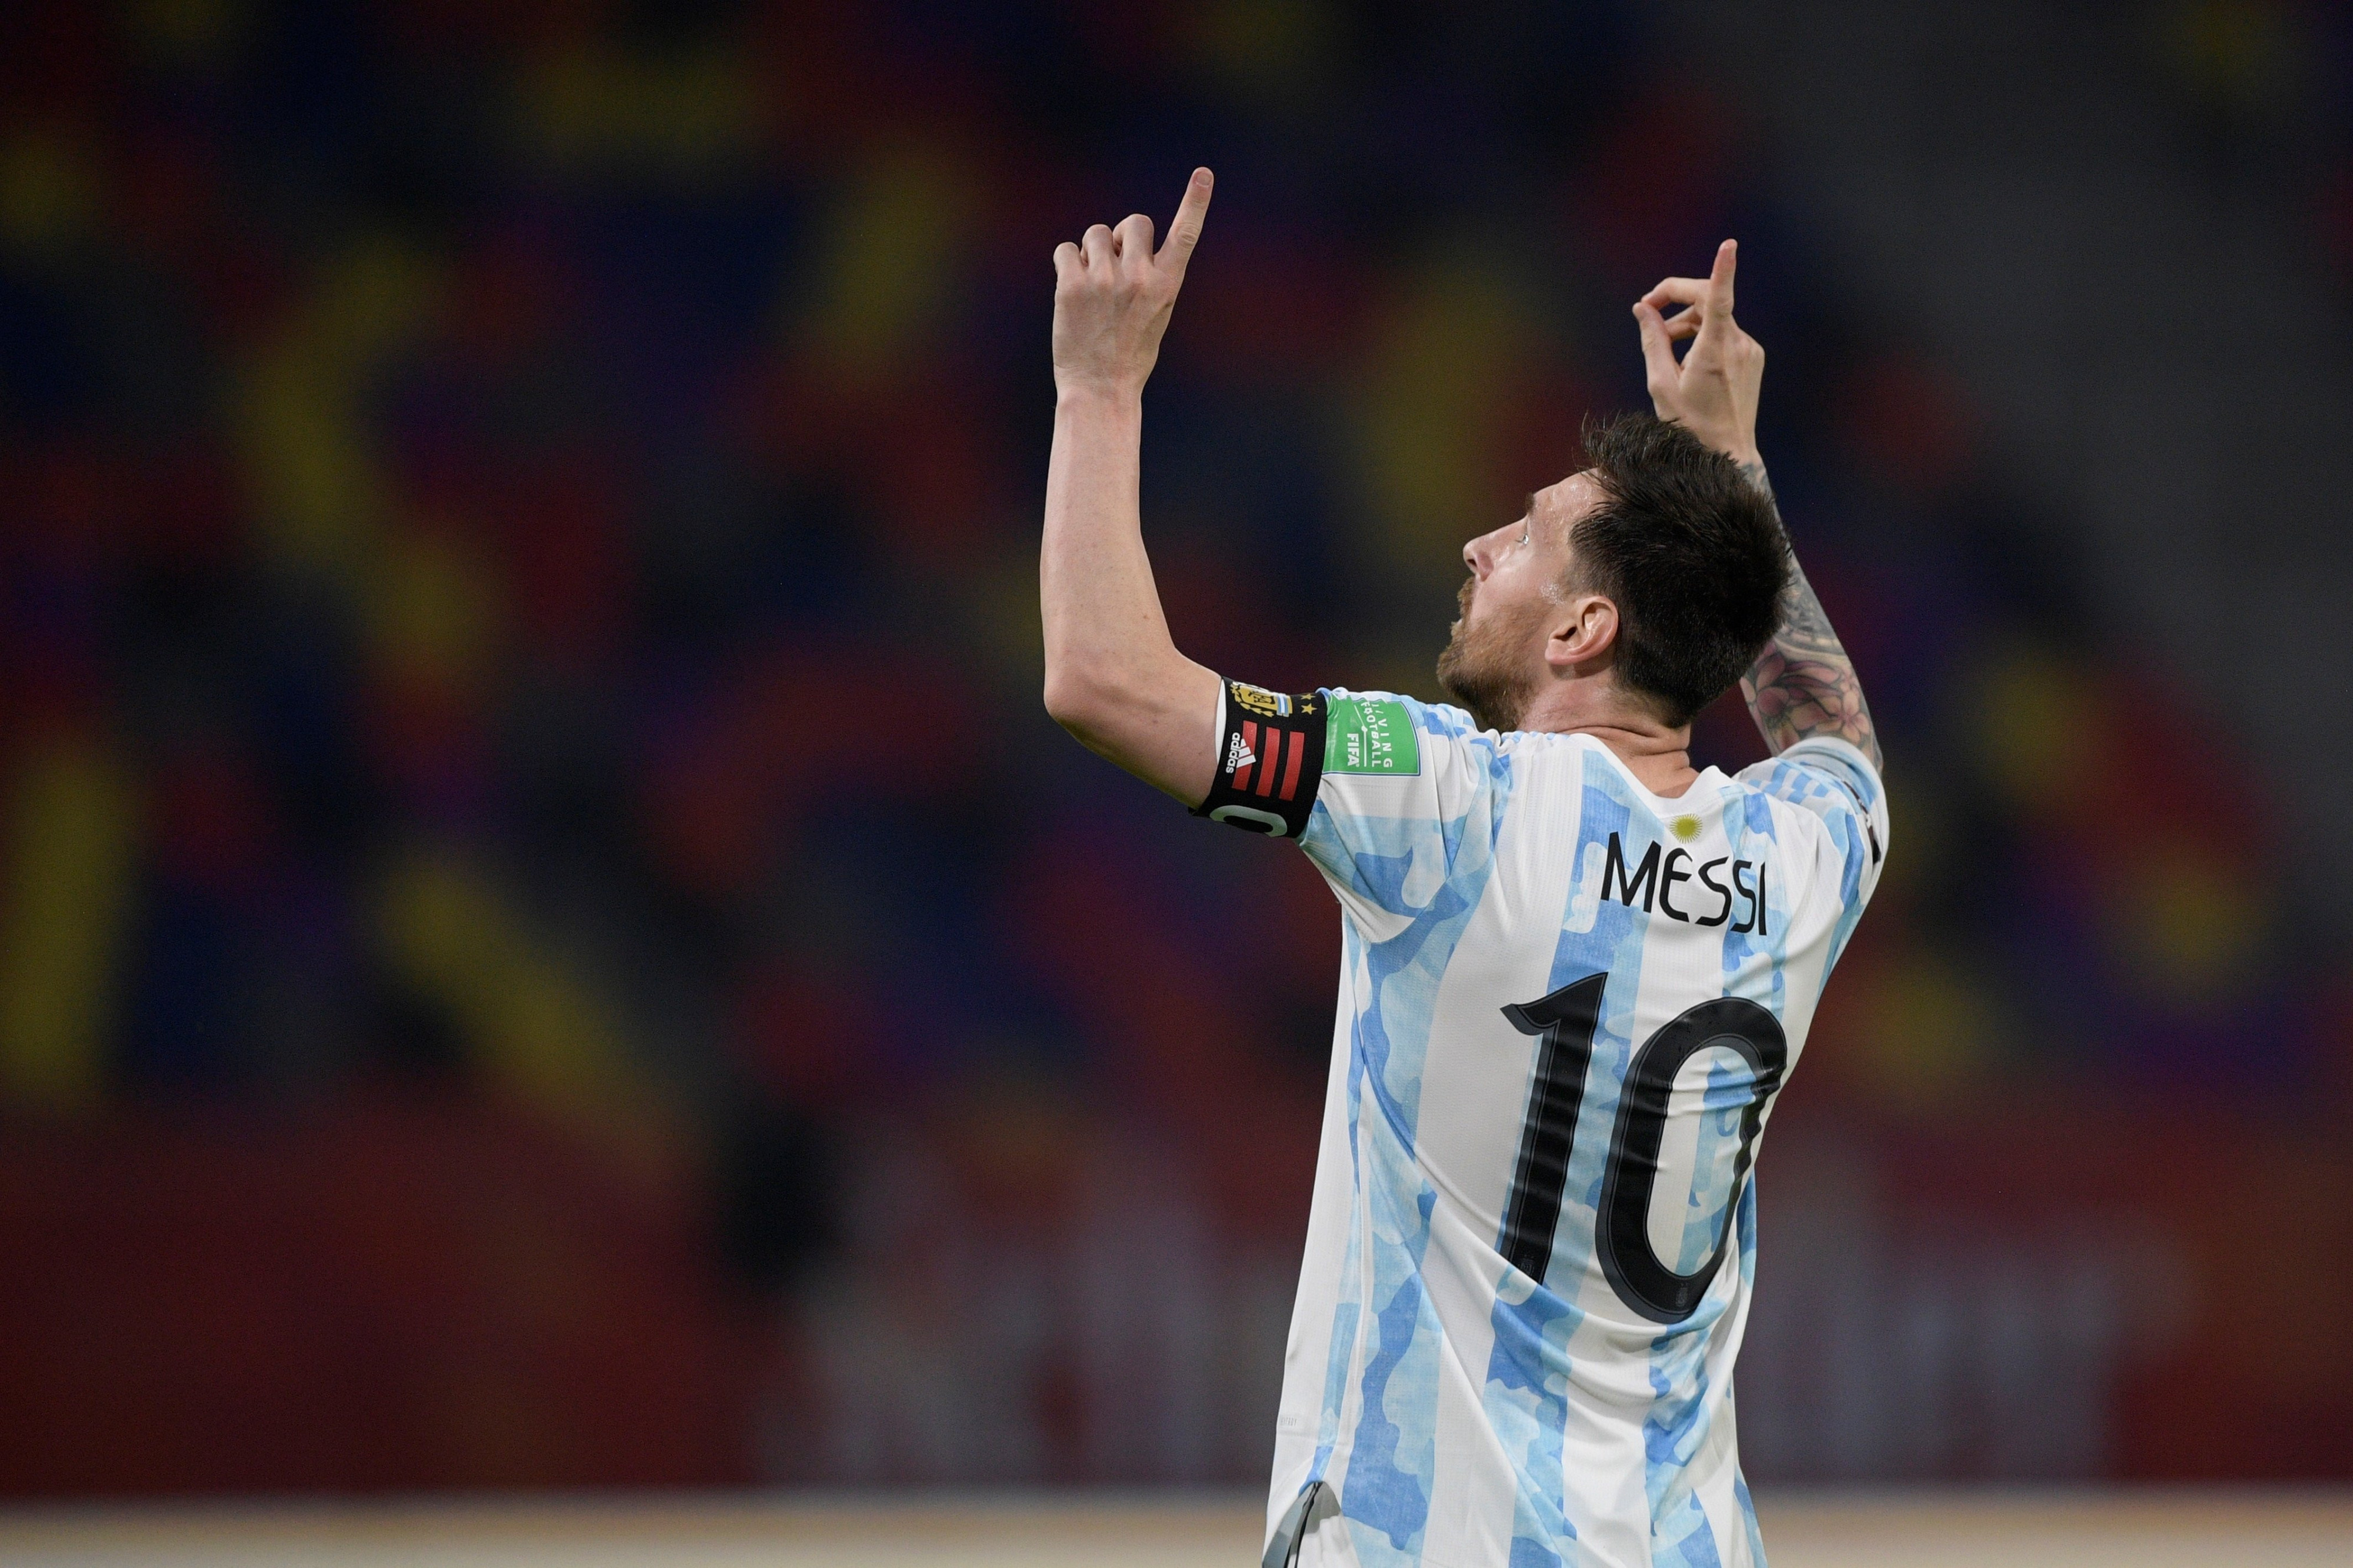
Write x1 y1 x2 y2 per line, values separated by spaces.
1706 239 1737 318
1157 167 1214 276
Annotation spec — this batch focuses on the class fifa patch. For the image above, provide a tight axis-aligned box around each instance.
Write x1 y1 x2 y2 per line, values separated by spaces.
1324 697 1420 775
1191 678 1327 839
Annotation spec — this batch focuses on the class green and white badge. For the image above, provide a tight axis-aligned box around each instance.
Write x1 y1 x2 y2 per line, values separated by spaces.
1323 698 1421 775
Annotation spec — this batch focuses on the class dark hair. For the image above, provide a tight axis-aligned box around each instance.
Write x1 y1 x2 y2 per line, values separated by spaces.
1570 413 1791 727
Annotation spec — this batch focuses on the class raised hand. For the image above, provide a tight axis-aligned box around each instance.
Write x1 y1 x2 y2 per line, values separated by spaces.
1637 242 1883 769
1632 239 1762 467
1051 168 1213 399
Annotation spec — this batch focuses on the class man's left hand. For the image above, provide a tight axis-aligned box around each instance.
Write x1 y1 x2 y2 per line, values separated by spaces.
1633 239 1763 468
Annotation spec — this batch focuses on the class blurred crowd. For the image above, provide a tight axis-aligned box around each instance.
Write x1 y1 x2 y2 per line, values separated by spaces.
0 0 2345 1494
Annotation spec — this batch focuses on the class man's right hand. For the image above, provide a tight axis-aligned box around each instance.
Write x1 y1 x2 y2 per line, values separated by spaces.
1051 168 1212 399
1040 169 1224 807
1633 239 1763 469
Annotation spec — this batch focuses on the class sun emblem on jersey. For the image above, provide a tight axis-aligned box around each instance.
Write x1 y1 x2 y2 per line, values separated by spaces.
1670 815 1701 842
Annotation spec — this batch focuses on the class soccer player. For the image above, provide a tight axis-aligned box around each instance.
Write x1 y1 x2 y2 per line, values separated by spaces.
1041 169 1887 1568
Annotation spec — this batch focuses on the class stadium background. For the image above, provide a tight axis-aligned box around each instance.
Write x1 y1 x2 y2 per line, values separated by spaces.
0 0 2348 1504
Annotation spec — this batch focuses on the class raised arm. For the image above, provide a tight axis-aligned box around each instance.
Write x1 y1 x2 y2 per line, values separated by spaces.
1726 470 1880 768
1039 169 1222 803
1632 242 1882 769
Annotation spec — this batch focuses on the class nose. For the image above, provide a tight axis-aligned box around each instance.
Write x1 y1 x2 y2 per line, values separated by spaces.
1464 522 1508 578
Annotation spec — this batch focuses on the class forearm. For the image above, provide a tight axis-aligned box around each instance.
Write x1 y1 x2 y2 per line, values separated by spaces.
1736 462 1882 769
1039 385 1218 796
1042 383 1179 699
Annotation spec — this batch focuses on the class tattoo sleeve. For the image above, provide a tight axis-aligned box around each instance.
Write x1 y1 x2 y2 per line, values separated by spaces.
1735 461 1883 770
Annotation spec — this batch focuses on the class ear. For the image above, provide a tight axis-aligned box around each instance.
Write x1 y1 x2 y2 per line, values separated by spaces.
1547 593 1619 675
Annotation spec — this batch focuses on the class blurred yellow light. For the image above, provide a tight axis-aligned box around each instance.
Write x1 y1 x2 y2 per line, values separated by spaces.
1849 945 1997 1105
518 43 757 185
796 145 971 381
368 528 499 686
1971 642 2099 813
0 744 138 1113
2117 846 2264 1004
376 849 675 1176
1354 257 1534 581
0 133 101 262
130 0 246 65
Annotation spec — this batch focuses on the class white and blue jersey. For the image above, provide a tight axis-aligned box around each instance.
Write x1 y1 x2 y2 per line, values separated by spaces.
1195 683 1888 1568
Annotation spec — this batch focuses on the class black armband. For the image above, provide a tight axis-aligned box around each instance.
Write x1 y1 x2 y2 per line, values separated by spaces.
1191 680 1327 839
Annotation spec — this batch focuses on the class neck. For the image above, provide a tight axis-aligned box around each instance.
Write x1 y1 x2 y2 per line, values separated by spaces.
1516 681 1698 797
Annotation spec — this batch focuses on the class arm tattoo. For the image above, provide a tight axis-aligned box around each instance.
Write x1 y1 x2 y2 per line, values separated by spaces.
1735 461 1883 770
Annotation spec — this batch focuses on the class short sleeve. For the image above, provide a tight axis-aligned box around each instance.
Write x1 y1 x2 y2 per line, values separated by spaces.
1298 689 1502 923
1188 681 1502 925
1733 736 1890 917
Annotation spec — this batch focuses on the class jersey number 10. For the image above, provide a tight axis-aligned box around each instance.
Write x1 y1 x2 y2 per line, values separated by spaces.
1498 973 1789 1325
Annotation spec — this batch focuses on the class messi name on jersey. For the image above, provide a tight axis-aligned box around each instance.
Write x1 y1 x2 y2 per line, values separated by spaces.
1600 830 1771 933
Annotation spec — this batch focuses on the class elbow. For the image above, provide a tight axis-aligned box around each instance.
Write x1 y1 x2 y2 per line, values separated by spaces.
1042 668 1114 739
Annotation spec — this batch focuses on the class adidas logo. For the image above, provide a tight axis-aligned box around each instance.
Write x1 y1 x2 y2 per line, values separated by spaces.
1235 741 1257 768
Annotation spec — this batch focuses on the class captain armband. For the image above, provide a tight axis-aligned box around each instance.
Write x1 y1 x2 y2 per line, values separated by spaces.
1191 680 1327 839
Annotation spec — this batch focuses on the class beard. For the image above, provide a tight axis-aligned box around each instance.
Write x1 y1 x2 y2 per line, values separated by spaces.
1435 577 1544 733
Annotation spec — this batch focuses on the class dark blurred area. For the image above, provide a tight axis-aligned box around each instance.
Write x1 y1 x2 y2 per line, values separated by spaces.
0 0 2347 1498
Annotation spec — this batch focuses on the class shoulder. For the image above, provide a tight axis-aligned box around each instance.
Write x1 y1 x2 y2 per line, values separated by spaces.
1319 689 1610 760
1729 736 1890 904
1316 688 1479 777
1298 691 1515 913
1320 688 1473 739
1304 690 1509 838
1734 736 1885 819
